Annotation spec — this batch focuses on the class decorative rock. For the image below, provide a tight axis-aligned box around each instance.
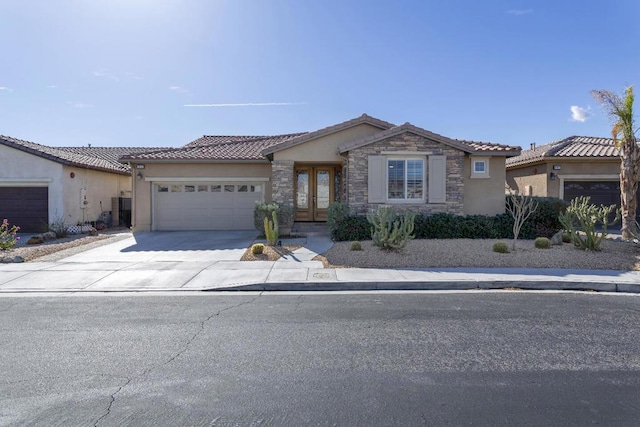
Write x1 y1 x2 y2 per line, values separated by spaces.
27 236 45 245
1 256 13 263
12 255 24 263
42 231 57 240
550 230 564 246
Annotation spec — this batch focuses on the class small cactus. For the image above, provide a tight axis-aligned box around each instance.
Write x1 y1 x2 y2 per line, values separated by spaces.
562 232 571 243
350 241 362 251
534 237 551 249
251 243 264 255
264 210 279 246
493 241 509 253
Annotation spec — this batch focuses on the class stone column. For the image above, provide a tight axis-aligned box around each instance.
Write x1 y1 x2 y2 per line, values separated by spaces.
271 160 295 229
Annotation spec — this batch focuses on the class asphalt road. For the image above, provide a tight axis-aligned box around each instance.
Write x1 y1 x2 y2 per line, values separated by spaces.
1 291 640 426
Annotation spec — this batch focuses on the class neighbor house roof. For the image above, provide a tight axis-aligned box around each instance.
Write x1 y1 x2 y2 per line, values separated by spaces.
506 136 620 168
120 134 305 162
0 135 167 175
261 114 396 156
337 122 521 156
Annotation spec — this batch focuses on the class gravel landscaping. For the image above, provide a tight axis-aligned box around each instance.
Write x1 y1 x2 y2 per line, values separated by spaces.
321 238 640 270
1 231 131 262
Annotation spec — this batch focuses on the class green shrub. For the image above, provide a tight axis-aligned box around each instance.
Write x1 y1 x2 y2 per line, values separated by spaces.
534 237 551 249
327 202 347 237
331 215 370 241
368 206 416 250
518 197 568 239
350 241 362 251
251 243 264 254
493 241 509 253
562 231 572 243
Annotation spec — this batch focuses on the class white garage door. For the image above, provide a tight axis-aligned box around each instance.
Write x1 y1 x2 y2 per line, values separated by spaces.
154 182 264 230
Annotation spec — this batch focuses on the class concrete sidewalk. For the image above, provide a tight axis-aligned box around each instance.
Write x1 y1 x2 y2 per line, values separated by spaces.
1 235 640 293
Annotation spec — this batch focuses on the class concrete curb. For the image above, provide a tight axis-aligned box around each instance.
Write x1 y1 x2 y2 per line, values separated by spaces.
206 281 640 293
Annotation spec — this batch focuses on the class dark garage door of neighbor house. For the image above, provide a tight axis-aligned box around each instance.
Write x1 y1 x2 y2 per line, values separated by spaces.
563 180 640 222
0 187 48 232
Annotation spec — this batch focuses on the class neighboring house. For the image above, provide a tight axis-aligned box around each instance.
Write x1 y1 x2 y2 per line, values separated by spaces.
0 135 166 232
120 114 520 232
506 136 633 214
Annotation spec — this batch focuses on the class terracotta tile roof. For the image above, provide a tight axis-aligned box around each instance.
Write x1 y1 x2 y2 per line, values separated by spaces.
184 133 305 148
0 135 167 174
506 136 621 168
120 134 305 162
338 123 521 155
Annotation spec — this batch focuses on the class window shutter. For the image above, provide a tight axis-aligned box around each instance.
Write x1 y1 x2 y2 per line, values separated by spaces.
428 155 446 203
367 155 386 203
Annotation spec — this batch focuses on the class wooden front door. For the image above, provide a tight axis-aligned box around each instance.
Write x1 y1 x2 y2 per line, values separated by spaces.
295 166 335 221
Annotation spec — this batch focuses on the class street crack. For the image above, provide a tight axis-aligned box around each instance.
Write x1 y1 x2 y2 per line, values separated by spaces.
93 293 263 425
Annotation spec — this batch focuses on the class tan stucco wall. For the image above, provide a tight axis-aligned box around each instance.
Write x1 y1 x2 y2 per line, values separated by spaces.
0 144 64 223
274 123 383 162
62 166 130 226
463 156 509 215
131 162 272 232
506 163 548 196
507 160 620 198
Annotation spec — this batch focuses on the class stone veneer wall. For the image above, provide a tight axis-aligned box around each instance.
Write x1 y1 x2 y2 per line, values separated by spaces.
347 133 465 215
271 160 295 227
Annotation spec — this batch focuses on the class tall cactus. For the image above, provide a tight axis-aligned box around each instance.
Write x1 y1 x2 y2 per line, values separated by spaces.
367 206 416 250
264 210 279 246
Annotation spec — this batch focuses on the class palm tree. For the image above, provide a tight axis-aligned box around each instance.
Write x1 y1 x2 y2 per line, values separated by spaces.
591 86 639 239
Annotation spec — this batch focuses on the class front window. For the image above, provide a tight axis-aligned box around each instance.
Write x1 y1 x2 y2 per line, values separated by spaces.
388 158 424 200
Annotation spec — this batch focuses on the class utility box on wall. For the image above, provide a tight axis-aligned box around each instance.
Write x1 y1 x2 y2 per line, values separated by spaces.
80 188 88 209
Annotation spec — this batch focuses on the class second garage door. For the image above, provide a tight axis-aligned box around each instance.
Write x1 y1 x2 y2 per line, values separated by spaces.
564 180 640 221
154 182 264 231
0 186 48 232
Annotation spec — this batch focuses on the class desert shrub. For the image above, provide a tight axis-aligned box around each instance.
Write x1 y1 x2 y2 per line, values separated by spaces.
0 219 20 250
331 215 370 241
368 206 416 250
562 232 572 243
493 241 509 253
49 214 68 238
518 197 568 239
559 196 620 251
253 202 293 232
327 202 347 236
251 243 264 255
534 237 551 249
350 241 362 251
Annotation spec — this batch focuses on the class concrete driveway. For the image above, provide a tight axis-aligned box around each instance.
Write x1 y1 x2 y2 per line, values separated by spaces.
59 230 258 263
0 231 266 291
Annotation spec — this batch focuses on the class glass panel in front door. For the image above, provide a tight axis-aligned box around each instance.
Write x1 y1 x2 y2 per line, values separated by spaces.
296 170 309 209
316 170 330 209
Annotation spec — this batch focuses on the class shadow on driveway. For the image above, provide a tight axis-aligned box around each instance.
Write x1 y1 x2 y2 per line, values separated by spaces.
121 231 258 252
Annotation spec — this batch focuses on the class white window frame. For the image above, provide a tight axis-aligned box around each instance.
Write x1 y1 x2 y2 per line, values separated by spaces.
470 156 490 178
386 157 426 203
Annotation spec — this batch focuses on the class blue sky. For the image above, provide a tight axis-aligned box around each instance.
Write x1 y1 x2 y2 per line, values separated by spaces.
0 0 638 148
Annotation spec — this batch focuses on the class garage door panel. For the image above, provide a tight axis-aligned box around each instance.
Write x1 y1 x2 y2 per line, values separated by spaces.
0 186 48 232
154 182 263 231
564 180 640 222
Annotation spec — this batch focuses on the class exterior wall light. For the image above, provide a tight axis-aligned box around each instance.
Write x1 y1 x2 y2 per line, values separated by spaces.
136 172 143 180
549 172 557 180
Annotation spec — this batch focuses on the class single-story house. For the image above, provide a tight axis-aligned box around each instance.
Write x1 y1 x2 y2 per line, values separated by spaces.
0 135 166 232
120 114 521 232
506 136 635 215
